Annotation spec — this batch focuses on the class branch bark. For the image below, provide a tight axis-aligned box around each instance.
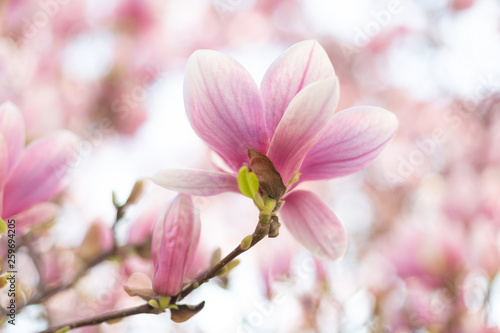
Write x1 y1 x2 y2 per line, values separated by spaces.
40 222 270 333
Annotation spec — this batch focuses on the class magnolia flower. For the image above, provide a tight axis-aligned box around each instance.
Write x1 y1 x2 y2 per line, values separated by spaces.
152 40 398 260
152 194 200 296
0 102 79 231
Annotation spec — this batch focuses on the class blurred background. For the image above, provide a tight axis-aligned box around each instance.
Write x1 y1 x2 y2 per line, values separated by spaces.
1 0 500 332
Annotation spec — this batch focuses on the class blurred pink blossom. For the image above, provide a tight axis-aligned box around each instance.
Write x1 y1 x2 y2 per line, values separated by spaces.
78 221 114 262
259 235 297 298
380 222 465 288
0 102 79 230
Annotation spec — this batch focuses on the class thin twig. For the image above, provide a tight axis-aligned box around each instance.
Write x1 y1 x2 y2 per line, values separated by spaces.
177 222 269 301
13 241 146 316
39 304 158 333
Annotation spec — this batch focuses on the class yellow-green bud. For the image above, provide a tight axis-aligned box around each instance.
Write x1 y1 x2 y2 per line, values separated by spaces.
240 235 253 250
264 198 277 212
149 299 160 309
216 266 228 276
159 295 171 309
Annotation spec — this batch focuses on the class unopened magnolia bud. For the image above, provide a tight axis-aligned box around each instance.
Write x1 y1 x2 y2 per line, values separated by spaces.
152 194 201 297
247 148 286 200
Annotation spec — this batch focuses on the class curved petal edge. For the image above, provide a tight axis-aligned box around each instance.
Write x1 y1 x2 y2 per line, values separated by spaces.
261 40 336 137
279 190 347 261
184 50 269 170
150 169 239 196
300 106 399 181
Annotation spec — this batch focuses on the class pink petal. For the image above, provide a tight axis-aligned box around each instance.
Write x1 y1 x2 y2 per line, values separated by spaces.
152 194 200 296
184 50 269 171
2 130 79 217
0 134 7 217
266 77 339 185
150 169 239 196
279 190 347 261
261 40 335 137
0 102 26 175
299 106 398 181
10 202 59 234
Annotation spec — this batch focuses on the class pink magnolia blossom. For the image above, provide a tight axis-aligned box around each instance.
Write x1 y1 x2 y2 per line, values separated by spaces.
0 102 79 228
151 194 200 296
451 0 475 10
151 40 398 260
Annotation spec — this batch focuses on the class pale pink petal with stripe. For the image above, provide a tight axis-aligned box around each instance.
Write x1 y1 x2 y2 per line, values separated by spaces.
279 190 347 261
266 77 339 185
184 50 269 171
261 40 335 137
150 169 239 196
300 106 398 181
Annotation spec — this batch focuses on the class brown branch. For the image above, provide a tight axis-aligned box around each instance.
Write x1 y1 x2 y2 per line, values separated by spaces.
39 222 271 332
39 304 158 333
23 248 115 309
177 222 269 301
14 241 148 316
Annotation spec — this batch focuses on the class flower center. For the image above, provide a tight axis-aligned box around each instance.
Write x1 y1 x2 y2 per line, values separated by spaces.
247 147 286 200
